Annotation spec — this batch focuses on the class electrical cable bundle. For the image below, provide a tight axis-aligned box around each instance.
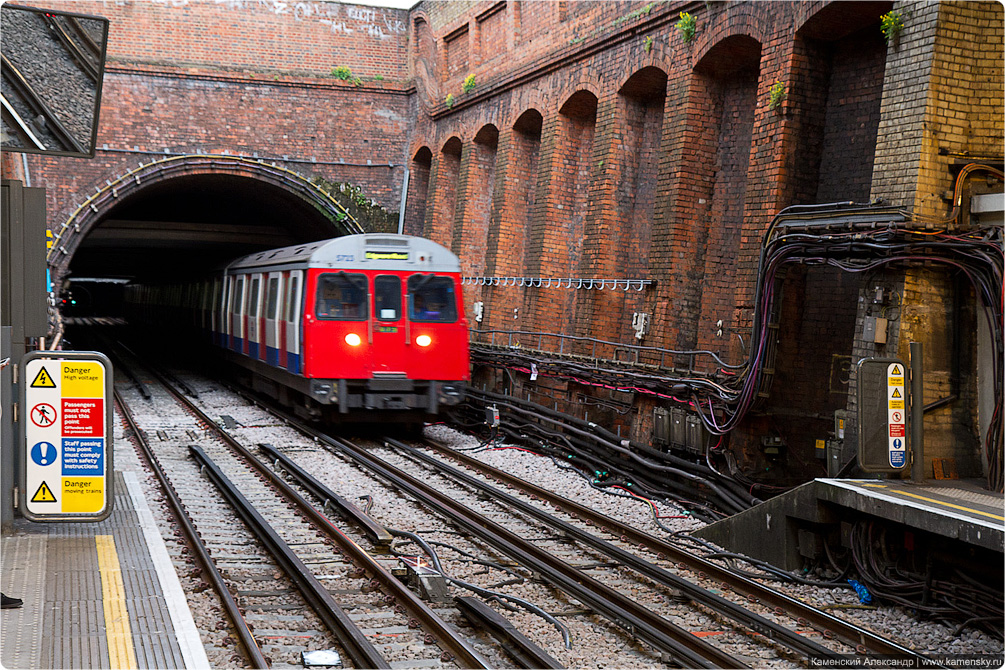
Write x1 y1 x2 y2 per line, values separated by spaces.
471 164 1004 492
846 520 1004 639
453 386 759 520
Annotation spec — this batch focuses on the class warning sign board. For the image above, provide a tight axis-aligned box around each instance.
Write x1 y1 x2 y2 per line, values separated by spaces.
30 366 56 388
857 357 909 473
31 481 57 503
20 351 113 522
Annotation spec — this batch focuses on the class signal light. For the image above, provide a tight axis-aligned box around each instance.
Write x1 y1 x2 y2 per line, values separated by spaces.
345 333 362 346
415 334 432 347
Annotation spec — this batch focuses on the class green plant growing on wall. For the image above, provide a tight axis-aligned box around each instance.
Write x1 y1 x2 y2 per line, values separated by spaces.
462 74 476 93
445 93 455 108
643 35 653 53
331 65 353 80
676 11 696 42
374 74 384 81
880 10 904 44
768 79 786 112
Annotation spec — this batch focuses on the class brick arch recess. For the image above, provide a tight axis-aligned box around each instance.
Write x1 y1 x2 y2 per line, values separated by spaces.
453 124 500 308
424 136 463 246
522 89 598 336
46 154 363 287
479 108 543 333
574 65 668 345
403 146 433 237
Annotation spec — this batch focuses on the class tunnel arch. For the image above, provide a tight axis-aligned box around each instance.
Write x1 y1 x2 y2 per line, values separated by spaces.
48 154 364 287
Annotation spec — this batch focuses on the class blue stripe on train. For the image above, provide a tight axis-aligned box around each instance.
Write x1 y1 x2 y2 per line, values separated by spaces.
266 346 279 367
249 342 259 359
287 352 300 375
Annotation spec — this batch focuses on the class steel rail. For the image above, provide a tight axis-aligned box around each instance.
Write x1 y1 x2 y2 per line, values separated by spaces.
259 443 394 548
189 446 392 670
417 436 939 665
454 596 564 669
0 96 46 150
113 389 270 669
154 375 489 669
41 14 99 81
253 443 490 668
386 436 844 662
0 54 85 154
310 430 746 668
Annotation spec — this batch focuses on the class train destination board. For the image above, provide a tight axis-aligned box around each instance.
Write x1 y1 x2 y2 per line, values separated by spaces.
20 351 114 521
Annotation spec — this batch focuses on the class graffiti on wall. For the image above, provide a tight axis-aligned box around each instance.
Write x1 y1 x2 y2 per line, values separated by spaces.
148 0 407 37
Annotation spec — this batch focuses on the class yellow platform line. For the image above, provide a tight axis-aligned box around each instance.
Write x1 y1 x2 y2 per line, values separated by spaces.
891 490 1005 522
862 483 1004 521
95 535 138 669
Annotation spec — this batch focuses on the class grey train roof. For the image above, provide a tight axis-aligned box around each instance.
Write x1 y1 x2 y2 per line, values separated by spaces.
225 234 461 274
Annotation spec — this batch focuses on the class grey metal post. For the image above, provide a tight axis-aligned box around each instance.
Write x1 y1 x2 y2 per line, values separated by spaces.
397 168 410 235
910 341 924 482
2 327 13 532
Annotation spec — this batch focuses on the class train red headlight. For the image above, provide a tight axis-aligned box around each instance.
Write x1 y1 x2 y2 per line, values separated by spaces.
345 333 362 347
415 334 432 347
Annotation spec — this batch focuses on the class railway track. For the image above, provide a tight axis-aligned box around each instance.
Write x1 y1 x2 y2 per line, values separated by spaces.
102 333 943 668
111 347 487 669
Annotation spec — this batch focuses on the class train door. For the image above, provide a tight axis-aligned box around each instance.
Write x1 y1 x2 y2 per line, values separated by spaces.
372 274 406 374
264 273 282 366
245 274 262 357
283 270 303 373
229 275 245 352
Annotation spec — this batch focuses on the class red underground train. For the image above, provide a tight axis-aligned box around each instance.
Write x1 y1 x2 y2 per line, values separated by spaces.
130 234 470 423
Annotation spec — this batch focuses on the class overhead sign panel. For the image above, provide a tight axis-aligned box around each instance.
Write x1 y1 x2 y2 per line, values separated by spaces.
20 351 113 521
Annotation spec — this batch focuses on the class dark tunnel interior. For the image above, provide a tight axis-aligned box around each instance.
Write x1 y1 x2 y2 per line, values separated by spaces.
63 173 340 315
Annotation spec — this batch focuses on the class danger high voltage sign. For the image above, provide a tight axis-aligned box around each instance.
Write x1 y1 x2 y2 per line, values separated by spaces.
20 351 114 522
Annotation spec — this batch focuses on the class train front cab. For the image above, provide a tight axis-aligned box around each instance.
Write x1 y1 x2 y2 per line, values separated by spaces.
302 266 468 419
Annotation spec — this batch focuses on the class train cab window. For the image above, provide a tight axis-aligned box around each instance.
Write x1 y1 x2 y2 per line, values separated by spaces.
374 275 401 321
408 275 458 323
316 272 368 320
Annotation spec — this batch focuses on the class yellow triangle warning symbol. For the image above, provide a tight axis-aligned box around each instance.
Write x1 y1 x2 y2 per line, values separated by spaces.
891 365 903 375
31 481 57 503
892 388 902 398
30 366 56 388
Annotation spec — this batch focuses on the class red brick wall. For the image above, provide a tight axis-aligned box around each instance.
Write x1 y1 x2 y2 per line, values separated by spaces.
5 0 999 485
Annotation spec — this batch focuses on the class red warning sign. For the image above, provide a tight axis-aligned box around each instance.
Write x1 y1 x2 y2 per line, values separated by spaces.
30 403 57 428
62 399 103 436
890 424 906 438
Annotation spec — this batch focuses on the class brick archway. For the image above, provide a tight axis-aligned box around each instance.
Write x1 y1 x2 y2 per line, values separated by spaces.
47 154 363 284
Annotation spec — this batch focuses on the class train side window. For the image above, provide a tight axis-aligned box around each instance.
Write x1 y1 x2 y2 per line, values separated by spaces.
232 278 244 314
248 277 260 317
408 275 458 323
285 275 300 321
266 277 280 319
316 272 368 321
374 275 401 321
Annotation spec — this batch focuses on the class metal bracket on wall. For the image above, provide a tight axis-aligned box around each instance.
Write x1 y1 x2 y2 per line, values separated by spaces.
462 276 655 291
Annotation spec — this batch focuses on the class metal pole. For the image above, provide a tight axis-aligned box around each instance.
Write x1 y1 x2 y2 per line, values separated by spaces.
396 167 410 235
910 341 924 483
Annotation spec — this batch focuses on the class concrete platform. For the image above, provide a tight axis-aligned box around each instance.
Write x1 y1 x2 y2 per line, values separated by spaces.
694 477 1004 571
1 470 209 669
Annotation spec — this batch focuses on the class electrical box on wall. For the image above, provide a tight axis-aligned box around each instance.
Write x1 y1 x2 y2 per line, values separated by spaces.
652 407 706 454
863 316 888 344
